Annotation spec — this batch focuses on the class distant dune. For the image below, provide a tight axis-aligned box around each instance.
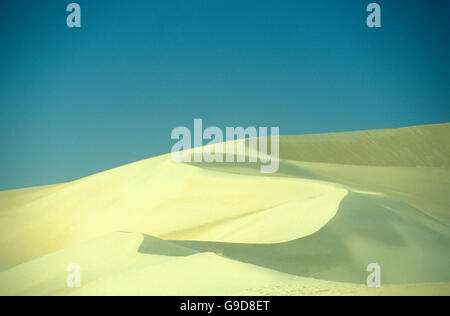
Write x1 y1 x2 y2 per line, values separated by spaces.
280 123 450 167
0 123 449 296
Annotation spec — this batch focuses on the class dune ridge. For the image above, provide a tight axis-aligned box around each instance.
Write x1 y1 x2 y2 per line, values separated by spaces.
0 123 449 296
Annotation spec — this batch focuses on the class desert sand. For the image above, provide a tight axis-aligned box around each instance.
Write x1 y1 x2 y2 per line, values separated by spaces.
0 123 449 296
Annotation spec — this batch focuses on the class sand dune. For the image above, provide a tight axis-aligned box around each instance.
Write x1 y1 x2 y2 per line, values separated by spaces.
0 123 449 296
279 123 450 167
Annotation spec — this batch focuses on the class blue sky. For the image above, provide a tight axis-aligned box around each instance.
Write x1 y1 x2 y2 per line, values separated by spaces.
0 0 449 190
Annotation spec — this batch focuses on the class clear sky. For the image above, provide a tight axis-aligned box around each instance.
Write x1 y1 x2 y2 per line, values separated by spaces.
0 0 449 190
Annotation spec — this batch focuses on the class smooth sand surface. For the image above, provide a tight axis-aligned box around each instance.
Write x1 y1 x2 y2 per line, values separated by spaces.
0 123 449 296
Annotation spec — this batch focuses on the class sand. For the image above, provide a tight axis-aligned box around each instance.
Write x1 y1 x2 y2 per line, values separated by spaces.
0 123 449 296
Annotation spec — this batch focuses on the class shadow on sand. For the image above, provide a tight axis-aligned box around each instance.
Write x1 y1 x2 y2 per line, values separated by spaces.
138 192 450 284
